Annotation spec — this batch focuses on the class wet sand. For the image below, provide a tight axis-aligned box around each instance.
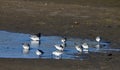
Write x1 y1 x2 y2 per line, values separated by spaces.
0 0 120 70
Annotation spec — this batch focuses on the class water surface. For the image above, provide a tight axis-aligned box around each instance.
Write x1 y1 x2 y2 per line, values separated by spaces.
0 31 119 60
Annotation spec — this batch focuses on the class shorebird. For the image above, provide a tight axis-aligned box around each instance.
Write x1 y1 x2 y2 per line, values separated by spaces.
96 36 101 43
52 50 63 56
22 43 30 50
54 44 64 51
35 49 44 56
30 33 41 41
60 37 67 47
61 37 67 43
52 50 63 59
75 44 83 53
81 43 89 52
95 36 101 49
54 37 66 51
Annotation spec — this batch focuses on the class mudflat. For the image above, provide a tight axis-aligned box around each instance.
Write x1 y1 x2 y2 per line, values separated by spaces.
0 0 120 70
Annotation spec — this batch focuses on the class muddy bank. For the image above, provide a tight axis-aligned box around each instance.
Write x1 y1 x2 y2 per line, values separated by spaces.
0 52 119 70
0 0 120 48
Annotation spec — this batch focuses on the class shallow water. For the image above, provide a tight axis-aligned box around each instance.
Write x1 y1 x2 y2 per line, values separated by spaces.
0 31 119 60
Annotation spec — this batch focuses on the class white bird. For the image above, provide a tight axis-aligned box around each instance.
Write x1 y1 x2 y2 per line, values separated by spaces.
75 44 82 52
30 33 41 41
61 37 67 43
54 44 64 51
54 38 66 51
60 37 67 48
96 36 101 43
52 50 63 59
82 43 88 49
95 36 101 49
35 49 44 56
81 43 89 52
22 43 30 50
52 50 63 56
